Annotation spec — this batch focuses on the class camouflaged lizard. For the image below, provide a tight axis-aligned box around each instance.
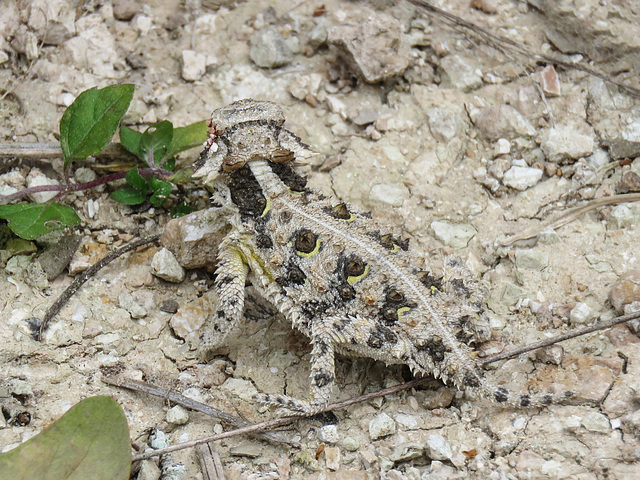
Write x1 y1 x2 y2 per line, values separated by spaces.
192 98 571 415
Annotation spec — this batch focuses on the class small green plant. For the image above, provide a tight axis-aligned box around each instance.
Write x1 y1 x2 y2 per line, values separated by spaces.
0 84 207 240
0 396 131 480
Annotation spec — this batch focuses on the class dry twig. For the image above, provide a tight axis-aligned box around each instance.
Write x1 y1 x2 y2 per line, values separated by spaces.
196 442 226 480
129 378 431 462
0 141 136 161
102 377 297 447
480 310 640 366
35 235 160 340
408 0 640 98
498 193 640 247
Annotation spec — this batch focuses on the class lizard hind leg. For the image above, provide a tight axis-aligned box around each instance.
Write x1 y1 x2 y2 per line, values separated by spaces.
199 244 249 355
254 336 337 415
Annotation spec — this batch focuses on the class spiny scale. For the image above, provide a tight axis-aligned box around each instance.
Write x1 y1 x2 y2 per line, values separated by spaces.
193 98 571 414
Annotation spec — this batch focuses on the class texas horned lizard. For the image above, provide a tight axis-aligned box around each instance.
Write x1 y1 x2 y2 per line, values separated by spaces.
192 98 570 415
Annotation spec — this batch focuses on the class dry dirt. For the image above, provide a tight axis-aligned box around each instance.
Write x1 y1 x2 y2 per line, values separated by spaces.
2 1 640 479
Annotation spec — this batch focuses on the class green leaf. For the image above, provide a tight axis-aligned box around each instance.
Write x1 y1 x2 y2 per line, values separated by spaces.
166 120 208 159
60 84 135 165
169 170 194 185
125 167 150 191
162 157 176 172
149 177 172 195
119 125 142 157
170 202 193 218
139 121 173 165
0 396 130 480
110 188 147 205
148 178 172 206
0 203 81 240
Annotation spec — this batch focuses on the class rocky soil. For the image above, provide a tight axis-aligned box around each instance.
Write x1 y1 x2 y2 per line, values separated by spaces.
2 0 640 479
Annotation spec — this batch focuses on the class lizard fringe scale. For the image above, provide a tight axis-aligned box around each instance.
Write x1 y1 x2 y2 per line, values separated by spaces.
192 98 572 415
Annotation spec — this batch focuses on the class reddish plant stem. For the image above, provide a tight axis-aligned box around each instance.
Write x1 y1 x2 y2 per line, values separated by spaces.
0 167 172 205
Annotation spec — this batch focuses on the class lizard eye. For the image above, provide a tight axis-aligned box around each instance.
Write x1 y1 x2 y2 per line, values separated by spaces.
272 148 294 163
222 157 245 172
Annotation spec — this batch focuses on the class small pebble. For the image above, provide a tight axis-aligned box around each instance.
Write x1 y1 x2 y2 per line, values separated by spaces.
616 171 640 193
369 183 410 207
57 92 75 107
131 14 153 34
389 442 424 462
26 169 59 203
136 460 161 480
170 305 207 340
608 204 640 229
502 166 543 190
368 412 396 440
425 434 453 461
512 416 527 429
541 126 594 163
569 302 594 325
472 104 535 140
340 437 360 452
229 441 262 458
149 430 170 449
112 0 140 21
395 413 420 429
249 27 293 68
427 108 464 142
319 425 339 443
564 415 582 432
160 299 179 314
430 221 476 249
327 9 410 83
439 54 482 92
609 269 640 312
309 24 327 48
422 388 455 410
534 345 564 365
324 446 341 470
581 412 611 433
181 50 206 81
151 248 185 283
118 292 147 319
540 65 561 97
470 0 498 14
477 341 505 358
495 138 511 155
166 405 189 425
514 248 549 270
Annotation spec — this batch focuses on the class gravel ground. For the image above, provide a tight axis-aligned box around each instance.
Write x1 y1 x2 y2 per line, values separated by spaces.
2 1 640 479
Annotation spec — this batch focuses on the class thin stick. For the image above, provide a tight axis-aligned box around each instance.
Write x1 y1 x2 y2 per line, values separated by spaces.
130 378 430 461
102 377 297 446
480 310 640 366
0 141 136 160
498 193 640 246
36 235 160 340
196 442 226 480
408 0 640 98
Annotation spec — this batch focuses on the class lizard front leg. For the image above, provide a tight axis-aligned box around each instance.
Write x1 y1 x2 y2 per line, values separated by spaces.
199 243 249 354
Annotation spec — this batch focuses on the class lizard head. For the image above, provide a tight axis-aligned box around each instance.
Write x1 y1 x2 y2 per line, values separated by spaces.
193 98 315 184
